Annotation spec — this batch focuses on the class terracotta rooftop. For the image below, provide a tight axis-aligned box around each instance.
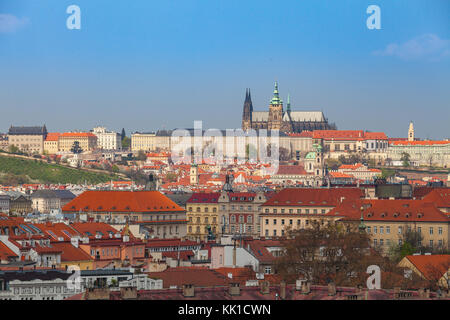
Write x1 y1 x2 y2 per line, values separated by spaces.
262 188 364 207
62 191 185 213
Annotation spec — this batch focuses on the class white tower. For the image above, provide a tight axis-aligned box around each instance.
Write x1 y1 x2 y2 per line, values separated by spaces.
408 121 414 142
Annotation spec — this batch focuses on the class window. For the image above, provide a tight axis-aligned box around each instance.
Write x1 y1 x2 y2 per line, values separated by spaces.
380 239 384 246
305 209 310 214
265 209 269 213
367 226 371 233
289 209 293 214
264 267 272 274
438 227 443 235
417 227 421 234
281 219 285 225
289 219 293 225
373 226 377 234
265 219 269 225
398 226 403 234
373 239 377 246
204 207 209 213
386 226 390 234
429 227 434 235
429 240 434 247
247 216 252 224
281 209 285 214
273 219 277 225
273 209 277 214
273 230 277 236
265 229 269 236
297 209 301 214
281 229 285 236
380 227 384 234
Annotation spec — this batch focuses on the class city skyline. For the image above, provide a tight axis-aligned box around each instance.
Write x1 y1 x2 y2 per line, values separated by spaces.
0 0 449 139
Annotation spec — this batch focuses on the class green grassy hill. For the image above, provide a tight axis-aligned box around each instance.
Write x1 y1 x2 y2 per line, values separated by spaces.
0 155 121 185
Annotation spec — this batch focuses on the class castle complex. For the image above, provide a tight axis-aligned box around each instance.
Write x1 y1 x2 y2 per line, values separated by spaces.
242 82 335 133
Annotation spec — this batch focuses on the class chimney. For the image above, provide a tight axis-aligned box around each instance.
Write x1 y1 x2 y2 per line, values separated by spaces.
182 284 195 298
260 281 270 295
328 282 336 296
301 280 311 295
280 281 286 300
229 282 241 296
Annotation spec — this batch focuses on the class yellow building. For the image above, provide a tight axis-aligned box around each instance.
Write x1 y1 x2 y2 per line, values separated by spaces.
186 193 220 241
259 188 364 237
59 132 98 152
331 199 450 254
43 132 60 154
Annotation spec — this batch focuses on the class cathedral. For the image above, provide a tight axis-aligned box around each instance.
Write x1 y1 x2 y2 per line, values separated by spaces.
242 82 335 133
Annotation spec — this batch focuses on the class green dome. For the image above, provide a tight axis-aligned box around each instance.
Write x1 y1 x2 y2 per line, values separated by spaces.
305 152 316 159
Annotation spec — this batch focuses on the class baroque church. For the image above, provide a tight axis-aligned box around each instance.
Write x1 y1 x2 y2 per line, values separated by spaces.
242 82 335 133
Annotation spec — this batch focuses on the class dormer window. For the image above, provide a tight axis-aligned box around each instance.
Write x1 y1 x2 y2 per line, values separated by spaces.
393 213 399 218
405 213 411 218
417 213 423 218
367 212 373 217
380 212 386 218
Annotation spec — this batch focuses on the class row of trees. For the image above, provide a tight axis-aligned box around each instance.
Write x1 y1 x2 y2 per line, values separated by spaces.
274 222 449 290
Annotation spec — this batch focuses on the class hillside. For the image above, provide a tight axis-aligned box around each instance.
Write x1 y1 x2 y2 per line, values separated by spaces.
0 155 122 185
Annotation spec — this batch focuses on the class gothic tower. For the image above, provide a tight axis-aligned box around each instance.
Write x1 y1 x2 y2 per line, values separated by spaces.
408 121 414 142
242 88 253 131
268 82 283 130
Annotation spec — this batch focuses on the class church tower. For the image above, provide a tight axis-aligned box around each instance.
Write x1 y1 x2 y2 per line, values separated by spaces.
242 88 253 131
408 121 414 142
190 164 199 185
268 82 283 130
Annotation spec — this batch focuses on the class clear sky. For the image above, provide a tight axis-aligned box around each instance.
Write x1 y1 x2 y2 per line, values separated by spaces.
0 0 449 139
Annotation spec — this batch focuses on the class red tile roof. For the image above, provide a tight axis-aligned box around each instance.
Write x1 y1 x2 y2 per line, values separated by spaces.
275 165 308 175
328 199 450 222
391 140 449 146
187 193 220 203
50 242 94 262
0 241 18 261
263 188 364 207
70 222 120 239
147 267 231 288
62 191 185 213
44 132 60 142
60 132 97 138
404 254 450 281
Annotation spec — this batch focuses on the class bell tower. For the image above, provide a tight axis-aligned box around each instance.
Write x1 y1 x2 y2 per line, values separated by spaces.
268 82 283 130
408 121 414 142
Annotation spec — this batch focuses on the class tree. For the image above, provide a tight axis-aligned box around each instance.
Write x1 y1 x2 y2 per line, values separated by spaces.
70 141 83 154
137 150 147 161
275 222 373 286
8 144 19 154
122 136 131 150
388 227 424 262
400 152 411 167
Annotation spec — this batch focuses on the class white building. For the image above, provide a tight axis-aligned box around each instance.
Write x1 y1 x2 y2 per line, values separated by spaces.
92 127 122 150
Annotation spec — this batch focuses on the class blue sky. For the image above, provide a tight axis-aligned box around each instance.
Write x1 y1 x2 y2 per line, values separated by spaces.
0 0 449 139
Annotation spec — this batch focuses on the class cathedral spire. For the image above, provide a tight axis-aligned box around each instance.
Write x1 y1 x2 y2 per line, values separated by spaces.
270 81 283 105
287 94 291 112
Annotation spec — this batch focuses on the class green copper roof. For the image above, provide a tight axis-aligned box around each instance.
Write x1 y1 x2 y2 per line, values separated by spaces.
270 81 283 105
305 152 316 159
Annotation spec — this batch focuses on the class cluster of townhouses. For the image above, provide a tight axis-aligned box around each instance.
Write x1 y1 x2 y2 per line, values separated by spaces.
0 183 448 300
